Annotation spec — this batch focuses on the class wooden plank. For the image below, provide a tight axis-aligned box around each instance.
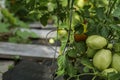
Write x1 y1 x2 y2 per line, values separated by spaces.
31 29 57 38
20 28 57 38
29 22 43 29
0 42 59 59
29 22 56 30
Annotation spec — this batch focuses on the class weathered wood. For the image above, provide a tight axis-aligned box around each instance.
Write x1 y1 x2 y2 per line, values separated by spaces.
0 42 59 59
29 22 43 29
20 28 57 38
31 38 61 46
31 29 57 38
29 22 56 30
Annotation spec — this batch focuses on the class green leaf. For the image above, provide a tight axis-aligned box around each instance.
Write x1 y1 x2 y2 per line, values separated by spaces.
30 32 39 38
96 7 106 20
113 6 120 18
83 5 91 17
73 41 86 54
60 39 68 54
59 23 69 29
0 23 10 33
16 20 29 28
108 72 120 80
56 55 66 76
81 57 94 69
16 30 30 39
16 30 37 39
100 27 109 38
8 37 19 43
110 24 120 32
66 62 77 77
67 48 77 58
40 13 49 26
74 23 84 34
56 69 65 76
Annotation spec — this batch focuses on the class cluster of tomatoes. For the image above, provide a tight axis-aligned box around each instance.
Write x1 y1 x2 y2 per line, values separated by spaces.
86 35 120 76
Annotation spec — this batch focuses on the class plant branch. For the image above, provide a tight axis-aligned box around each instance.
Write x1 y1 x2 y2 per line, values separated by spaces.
92 76 97 80
67 73 97 80
62 0 74 54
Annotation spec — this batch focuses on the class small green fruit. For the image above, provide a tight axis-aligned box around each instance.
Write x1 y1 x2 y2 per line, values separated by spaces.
58 29 67 37
86 47 97 58
49 38 55 44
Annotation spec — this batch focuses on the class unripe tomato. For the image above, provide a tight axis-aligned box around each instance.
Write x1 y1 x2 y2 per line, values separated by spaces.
86 35 107 49
93 49 112 71
86 47 97 58
58 29 67 37
77 0 85 8
74 34 87 42
49 38 55 44
76 0 88 8
112 54 120 72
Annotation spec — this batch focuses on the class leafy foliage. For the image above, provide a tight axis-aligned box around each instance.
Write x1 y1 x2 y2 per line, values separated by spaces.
0 23 9 33
55 0 120 80
2 0 120 80
0 8 38 43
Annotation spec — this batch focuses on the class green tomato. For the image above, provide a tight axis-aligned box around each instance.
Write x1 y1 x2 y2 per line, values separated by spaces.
112 54 120 72
93 49 112 71
102 0 109 6
77 0 85 8
58 29 67 37
86 47 97 58
86 35 107 49
49 38 55 44
102 68 118 76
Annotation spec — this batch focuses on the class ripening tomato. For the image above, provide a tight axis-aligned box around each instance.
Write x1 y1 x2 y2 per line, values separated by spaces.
74 34 87 42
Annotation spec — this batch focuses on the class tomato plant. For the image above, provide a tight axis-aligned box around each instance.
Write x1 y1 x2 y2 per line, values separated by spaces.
54 0 120 80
